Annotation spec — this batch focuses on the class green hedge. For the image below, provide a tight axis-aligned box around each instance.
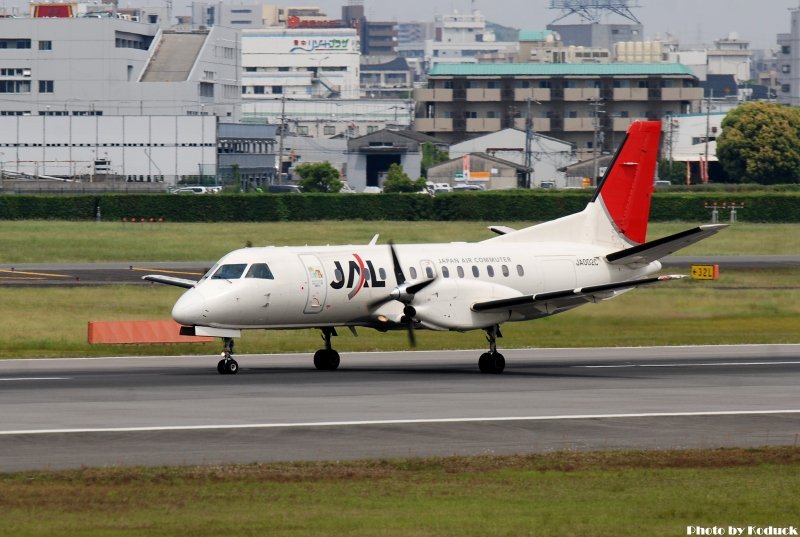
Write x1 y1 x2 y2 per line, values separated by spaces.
1 191 798 223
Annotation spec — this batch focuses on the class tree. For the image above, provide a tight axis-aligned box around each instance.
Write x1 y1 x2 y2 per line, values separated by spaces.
294 162 343 193
421 141 449 178
716 102 800 184
382 163 427 193
658 159 685 184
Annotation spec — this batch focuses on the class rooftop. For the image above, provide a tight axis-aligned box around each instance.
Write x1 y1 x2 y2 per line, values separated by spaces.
428 63 696 77
518 30 557 42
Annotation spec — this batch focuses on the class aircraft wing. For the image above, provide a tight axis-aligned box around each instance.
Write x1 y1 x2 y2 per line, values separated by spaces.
606 224 728 267
141 274 198 289
489 225 517 236
471 275 685 314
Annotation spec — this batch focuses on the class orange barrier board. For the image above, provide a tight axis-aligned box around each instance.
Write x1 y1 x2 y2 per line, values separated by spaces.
88 320 214 344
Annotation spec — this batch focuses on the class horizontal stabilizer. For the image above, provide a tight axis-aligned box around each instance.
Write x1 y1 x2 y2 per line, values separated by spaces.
472 275 685 313
606 224 728 266
142 274 197 289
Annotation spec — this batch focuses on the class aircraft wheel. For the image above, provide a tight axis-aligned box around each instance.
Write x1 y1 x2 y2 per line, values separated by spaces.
225 359 239 375
217 359 226 375
479 352 505 374
314 349 340 371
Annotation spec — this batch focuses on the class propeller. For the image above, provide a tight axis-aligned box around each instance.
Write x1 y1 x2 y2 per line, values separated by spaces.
369 241 435 347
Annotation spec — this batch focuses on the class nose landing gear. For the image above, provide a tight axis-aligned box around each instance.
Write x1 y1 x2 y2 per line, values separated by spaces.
217 337 239 375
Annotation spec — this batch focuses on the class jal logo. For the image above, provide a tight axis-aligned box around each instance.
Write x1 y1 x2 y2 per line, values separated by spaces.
330 254 386 299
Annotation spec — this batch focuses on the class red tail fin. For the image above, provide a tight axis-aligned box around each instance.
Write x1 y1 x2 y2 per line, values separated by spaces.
592 121 661 245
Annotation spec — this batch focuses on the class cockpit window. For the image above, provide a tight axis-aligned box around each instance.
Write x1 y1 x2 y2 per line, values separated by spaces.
211 264 247 280
245 263 274 279
200 263 219 281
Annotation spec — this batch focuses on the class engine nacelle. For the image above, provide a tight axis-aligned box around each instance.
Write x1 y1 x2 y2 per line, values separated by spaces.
412 279 523 330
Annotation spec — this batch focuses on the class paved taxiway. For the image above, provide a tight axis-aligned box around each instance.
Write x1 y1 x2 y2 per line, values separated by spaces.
1 345 798 472
1 256 798 286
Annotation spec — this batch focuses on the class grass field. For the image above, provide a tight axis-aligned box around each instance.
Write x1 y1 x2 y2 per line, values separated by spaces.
0 220 797 262
2 448 798 536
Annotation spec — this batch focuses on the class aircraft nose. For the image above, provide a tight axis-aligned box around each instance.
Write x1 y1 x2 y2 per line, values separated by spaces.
171 288 206 326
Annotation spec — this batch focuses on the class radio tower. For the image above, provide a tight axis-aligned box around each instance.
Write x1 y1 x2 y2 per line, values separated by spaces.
548 0 641 24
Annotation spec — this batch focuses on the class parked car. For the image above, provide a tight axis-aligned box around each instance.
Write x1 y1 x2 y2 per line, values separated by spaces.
452 184 485 191
172 186 210 194
267 184 303 193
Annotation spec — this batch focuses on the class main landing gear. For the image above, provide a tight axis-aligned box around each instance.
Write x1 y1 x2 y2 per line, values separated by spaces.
479 325 505 374
217 337 239 375
314 327 340 371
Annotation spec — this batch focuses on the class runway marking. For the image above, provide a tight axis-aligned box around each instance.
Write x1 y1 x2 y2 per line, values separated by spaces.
2 409 799 436
0 269 70 278
0 377 71 382
577 361 800 369
129 267 203 277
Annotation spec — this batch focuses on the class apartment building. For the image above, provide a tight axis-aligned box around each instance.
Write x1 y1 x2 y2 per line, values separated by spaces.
414 63 703 153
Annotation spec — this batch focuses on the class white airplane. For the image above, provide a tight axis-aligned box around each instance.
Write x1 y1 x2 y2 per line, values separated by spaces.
145 121 726 375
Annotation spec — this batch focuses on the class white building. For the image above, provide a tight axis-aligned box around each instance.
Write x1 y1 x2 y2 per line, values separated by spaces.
448 129 576 187
777 6 800 106
663 112 724 164
707 33 752 82
664 33 752 84
396 9 517 72
0 15 240 118
241 27 360 99
241 98 412 138
0 115 216 184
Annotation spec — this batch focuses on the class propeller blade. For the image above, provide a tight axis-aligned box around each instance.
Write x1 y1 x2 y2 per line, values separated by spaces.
367 295 394 310
406 320 417 347
388 241 405 286
406 278 435 295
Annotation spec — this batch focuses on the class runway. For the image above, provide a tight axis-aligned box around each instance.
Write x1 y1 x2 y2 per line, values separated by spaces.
1 345 799 472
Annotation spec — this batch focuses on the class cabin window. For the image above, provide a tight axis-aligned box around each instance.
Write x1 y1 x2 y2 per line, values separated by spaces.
442 266 450 278
409 266 418 279
363 267 371 281
501 265 510 277
425 266 434 279
487 265 495 277
517 264 525 276
457 266 465 278
334 267 344 282
379 268 387 280
212 264 247 280
472 266 480 277
245 263 274 279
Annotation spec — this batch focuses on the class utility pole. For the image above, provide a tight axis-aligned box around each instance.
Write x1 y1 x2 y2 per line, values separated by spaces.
704 89 712 184
524 98 533 189
276 92 286 185
589 97 604 186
